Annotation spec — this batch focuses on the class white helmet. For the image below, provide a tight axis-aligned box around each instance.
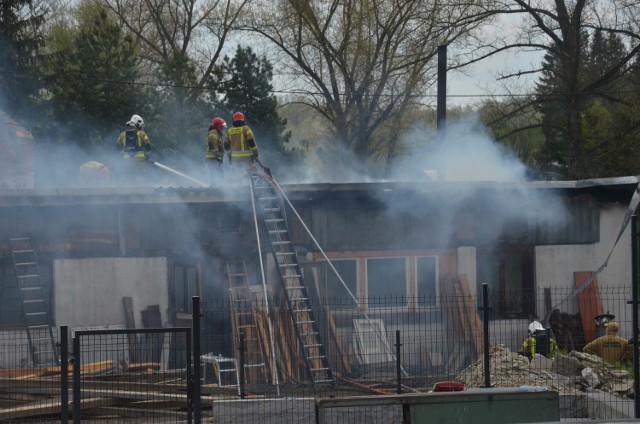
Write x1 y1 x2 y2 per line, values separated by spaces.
127 114 144 129
528 321 545 333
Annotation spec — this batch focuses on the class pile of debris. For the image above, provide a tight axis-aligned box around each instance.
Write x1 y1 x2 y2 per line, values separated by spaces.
455 344 633 399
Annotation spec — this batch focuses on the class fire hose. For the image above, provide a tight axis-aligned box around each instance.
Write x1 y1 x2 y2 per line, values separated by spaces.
152 161 208 187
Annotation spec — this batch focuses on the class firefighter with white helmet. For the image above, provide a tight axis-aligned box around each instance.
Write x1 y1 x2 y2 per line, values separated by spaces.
116 114 152 182
206 117 226 183
519 320 558 360
116 114 151 161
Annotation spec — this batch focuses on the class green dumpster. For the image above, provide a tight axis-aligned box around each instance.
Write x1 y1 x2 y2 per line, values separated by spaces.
315 388 559 424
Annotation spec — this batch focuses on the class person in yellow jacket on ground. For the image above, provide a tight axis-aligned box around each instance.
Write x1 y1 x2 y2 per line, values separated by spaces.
116 114 151 182
224 111 258 177
583 321 632 365
519 321 558 360
206 117 226 183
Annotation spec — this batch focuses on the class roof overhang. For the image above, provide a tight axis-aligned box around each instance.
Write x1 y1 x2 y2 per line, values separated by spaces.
0 176 637 208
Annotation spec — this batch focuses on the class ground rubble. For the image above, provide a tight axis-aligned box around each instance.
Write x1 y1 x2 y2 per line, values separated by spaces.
453 344 633 399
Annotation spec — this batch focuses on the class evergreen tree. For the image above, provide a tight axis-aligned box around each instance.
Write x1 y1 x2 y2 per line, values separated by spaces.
151 50 204 157
210 46 298 172
0 0 46 120
45 2 142 148
534 28 640 178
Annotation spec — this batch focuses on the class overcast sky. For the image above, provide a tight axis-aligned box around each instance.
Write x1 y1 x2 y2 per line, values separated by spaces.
447 12 544 108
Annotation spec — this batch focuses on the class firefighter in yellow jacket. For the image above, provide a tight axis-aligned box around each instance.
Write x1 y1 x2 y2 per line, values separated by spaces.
519 321 558 360
583 321 632 364
206 117 226 183
224 111 258 176
79 161 110 185
116 114 151 181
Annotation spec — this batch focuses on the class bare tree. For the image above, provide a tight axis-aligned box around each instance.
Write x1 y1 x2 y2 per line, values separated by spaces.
101 0 248 95
473 0 640 179
97 0 249 153
242 0 496 169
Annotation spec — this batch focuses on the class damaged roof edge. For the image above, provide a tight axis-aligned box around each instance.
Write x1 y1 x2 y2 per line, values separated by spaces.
0 176 638 207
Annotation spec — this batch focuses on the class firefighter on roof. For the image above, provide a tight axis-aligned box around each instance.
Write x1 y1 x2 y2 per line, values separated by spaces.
79 161 110 185
116 114 151 161
224 111 258 175
206 117 226 183
116 114 151 181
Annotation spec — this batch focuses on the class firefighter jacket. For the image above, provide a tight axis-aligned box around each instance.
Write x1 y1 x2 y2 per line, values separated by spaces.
117 129 151 160
519 334 558 359
583 334 632 364
206 129 224 161
224 125 258 161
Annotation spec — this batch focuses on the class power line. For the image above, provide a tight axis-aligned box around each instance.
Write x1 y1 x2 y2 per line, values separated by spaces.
43 73 640 100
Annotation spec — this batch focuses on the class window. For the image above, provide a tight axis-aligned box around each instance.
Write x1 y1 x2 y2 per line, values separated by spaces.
417 256 437 306
366 257 407 307
476 247 534 319
318 259 357 308
173 263 200 314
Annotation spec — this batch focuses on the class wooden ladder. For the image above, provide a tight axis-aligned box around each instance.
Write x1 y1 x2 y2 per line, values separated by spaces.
9 238 58 366
250 174 333 385
226 260 268 384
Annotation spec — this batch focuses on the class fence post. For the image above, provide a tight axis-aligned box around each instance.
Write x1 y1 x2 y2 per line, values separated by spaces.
60 326 68 424
396 330 402 394
480 283 491 388
631 216 640 418
192 296 201 424
239 332 246 399
72 332 80 424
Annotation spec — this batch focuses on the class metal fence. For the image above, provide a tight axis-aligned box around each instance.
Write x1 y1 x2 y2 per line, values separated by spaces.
0 286 638 423
200 285 639 422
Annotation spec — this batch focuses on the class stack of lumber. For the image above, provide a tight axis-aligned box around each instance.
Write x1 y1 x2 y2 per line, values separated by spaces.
0 361 223 422
440 274 484 371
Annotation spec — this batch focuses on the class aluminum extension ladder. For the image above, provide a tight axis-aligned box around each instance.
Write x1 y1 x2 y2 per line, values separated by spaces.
8 237 58 366
250 174 333 385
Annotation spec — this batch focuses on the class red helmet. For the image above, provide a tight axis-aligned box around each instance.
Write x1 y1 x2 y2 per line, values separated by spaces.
232 111 245 122
210 117 226 130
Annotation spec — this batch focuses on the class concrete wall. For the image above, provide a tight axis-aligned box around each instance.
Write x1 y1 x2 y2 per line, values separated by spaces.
54 257 169 329
534 201 631 317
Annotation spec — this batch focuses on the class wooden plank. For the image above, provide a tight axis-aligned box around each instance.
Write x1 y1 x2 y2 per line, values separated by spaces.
574 271 604 343
122 297 141 363
0 397 114 421
459 274 483 358
0 369 44 379
142 305 164 363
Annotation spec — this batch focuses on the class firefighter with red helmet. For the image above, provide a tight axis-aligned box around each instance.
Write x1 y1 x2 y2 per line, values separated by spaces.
224 111 258 176
206 117 226 182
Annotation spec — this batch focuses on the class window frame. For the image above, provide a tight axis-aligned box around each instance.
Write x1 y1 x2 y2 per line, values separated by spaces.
316 258 359 309
365 256 409 309
416 255 439 307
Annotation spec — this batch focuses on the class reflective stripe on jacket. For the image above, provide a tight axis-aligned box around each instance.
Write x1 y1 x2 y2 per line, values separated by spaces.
226 125 257 158
206 130 224 160
117 129 150 160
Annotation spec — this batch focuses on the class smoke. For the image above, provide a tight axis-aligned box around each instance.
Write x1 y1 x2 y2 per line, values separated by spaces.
389 115 527 183
380 114 568 244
